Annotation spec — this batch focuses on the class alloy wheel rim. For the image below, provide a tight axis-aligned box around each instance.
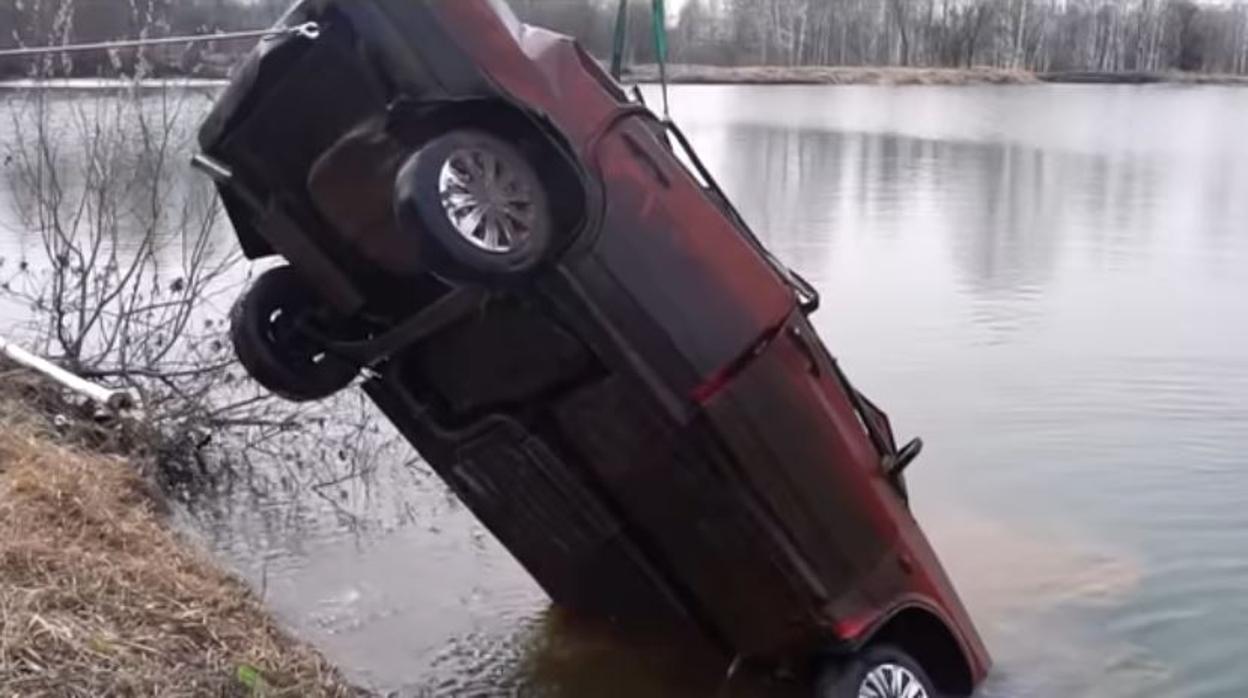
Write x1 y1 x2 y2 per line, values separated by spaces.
857 663 930 698
438 146 536 254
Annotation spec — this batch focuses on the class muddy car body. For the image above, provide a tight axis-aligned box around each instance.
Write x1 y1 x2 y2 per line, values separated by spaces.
196 1 991 694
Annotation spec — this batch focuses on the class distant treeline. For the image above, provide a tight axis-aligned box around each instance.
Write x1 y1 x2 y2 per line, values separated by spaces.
517 0 1248 76
4 0 1248 78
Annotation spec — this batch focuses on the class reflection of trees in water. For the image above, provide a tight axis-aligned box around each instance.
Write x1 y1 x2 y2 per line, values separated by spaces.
686 122 1210 347
1197 151 1248 256
725 127 845 243
699 123 1174 300
695 125 853 280
917 136 1164 299
956 137 1062 298
1 91 227 257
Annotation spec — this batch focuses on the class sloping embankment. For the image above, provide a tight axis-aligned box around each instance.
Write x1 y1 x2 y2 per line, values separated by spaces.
0 375 359 696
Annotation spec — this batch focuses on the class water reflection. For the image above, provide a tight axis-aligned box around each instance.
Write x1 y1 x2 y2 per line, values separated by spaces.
174 85 1248 696
429 612 799 698
656 85 1248 698
708 126 1185 298
7 85 1248 696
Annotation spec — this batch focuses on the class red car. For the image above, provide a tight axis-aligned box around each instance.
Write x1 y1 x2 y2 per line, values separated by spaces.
195 1 990 695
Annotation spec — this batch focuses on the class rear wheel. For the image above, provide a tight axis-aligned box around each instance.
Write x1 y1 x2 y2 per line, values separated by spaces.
393 129 554 283
816 645 940 698
230 266 358 402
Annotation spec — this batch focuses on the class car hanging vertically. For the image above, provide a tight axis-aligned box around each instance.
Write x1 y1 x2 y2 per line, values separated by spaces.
194 1 991 696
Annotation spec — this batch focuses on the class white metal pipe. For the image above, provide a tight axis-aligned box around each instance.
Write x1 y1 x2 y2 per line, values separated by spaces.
0 335 137 412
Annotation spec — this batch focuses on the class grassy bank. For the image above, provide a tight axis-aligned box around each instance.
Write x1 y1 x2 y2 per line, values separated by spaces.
625 64 1248 86
0 368 358 696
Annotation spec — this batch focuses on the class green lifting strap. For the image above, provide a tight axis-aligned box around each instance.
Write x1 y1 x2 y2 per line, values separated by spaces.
652 0 670 117
609 0 671 118
610 0 629 81
651 0 668 62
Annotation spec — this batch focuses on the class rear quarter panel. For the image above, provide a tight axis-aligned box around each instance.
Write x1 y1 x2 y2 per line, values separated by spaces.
704 312 990 676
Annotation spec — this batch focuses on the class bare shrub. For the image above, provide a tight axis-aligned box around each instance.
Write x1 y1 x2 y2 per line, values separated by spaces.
0 81 415 521
4 88 236 396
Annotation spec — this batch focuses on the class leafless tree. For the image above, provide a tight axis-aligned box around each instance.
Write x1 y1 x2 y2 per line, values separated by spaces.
513 0 1248 75
0 75 408 513
7 0 1248 77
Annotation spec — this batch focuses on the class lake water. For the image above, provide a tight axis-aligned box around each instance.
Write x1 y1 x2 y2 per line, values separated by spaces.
4 84 1248 697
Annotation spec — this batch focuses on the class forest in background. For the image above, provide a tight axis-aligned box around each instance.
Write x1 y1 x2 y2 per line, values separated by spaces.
3 0 1248 77
521 0 1248 75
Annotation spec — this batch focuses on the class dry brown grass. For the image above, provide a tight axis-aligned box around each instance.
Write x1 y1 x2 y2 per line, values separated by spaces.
626 64 1248 87
0 387 362 697
626 64 1040 85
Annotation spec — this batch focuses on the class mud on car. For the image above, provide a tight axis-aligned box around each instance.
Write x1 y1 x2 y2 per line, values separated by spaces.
195 1 991 695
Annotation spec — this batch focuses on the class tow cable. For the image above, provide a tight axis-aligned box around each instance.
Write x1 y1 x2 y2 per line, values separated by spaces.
0 22 320 60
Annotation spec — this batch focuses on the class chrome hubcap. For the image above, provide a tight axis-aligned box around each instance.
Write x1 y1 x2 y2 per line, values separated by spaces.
438 146 536 254
857 663 929 698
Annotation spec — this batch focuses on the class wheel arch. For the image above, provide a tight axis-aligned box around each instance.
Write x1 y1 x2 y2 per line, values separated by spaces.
859 604 975 697
389 97 590 253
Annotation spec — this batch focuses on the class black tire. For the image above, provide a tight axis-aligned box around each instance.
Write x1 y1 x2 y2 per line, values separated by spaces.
393 129 554 283
815 645 941 698
230 267 357 402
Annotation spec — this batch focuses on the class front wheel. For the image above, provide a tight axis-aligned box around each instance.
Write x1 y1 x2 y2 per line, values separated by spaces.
393 129 554 283
230 266 358 403
816 645 940 698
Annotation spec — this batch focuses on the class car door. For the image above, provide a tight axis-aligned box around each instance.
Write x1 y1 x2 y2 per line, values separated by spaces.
567 114 797 409
701 312 906 619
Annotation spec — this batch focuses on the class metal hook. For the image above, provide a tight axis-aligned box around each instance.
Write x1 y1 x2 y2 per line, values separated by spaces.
293 22 321 40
